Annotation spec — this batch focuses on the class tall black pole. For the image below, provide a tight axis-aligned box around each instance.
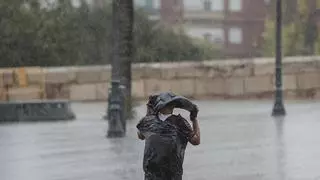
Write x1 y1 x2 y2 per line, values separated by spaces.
272 0 286 116
106 0 126 138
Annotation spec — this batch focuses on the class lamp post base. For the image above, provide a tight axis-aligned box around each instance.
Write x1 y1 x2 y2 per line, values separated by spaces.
272 101 286 117
107 130 125 138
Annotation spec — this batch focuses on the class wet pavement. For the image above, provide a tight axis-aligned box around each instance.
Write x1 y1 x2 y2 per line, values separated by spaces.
1 100 320 180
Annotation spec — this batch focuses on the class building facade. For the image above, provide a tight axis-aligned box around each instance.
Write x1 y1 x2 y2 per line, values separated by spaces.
141 0 269 58
223 0 267 57
182 0 268 57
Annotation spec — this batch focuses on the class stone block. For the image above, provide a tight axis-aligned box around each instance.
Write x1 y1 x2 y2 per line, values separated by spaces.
297 72 320 90
194 67 209 78
300 61 320 73
69 84 97 101
254 63 275 76
75 67 102 84
201 66 226 78
13 68 28 87
99 66 112 82
283 62 303 74
144 79 171 96
170 79 195 97
26 67 44 85
194 79 207 96
132 80 145 99
225 77 245 96
175 67 198 78
1 69 14 86
8 86 41 101
296 89 317 99
144 67 162 79
283 75 297 90
132 67 146 80
195 78 226 96
271 74 297 90
315 89 320 99
45 83 70 99
284 90 297 99
284 61 320 74
95 83 109 101
56 85 69 99
161 67 178 79
207 63 254 78
143 78 195 97
230 63 254 77
45 68 76 83
208 78 226 95
0 72 3 88
0 88 7 101
245 76 273 93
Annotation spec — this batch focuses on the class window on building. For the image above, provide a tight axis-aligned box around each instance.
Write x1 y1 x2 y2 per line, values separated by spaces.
203 0 224 11
86 0 93 4
145 0 153 9
211 28 224 43
154 0 160 9
264 0 271 5
203 0 212 11
202 29 224 43
229 0 242 11
186 27 224 43
228 27 242 44
135 0 147 7
71 0 81 8
184 0 204 11
203 33 213 41
203 0 211 11
212 0 224 11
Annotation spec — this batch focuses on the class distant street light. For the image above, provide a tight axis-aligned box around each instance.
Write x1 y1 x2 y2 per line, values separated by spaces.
272 0 286 116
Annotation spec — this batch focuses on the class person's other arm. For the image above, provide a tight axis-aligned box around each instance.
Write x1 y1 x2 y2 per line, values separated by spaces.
137 131 145 140
177 115 200 146
189 105 200 145
189 118 200 145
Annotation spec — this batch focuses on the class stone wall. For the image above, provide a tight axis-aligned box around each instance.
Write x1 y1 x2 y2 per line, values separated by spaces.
1 56 320 101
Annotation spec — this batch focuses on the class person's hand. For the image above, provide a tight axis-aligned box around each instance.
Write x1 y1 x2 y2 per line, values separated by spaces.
190 105 198 122
146 95 158 115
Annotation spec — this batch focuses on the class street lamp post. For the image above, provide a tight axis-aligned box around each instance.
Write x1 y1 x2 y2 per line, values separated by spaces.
107 80 126 138
272 0 286 116
105 0 129 138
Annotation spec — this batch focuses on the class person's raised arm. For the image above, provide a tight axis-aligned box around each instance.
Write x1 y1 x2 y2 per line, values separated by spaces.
189 106 200 145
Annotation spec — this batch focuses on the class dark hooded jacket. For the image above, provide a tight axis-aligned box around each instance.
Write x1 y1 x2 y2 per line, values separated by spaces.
137 92 196 180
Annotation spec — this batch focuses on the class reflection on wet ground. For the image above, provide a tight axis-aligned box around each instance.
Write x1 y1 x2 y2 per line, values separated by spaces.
1 100 320 180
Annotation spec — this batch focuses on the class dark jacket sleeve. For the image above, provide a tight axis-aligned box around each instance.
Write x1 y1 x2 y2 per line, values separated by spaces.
176 115 194 140
136 117 144 131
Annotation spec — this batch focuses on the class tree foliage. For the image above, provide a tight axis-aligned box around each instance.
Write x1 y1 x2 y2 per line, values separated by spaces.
0 0 221 67
262 0 320 57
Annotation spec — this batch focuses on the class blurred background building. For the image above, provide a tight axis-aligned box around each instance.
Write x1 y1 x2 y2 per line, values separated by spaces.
134 0 268 58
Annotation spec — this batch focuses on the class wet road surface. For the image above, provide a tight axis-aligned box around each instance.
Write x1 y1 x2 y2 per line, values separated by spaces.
1 100 320 180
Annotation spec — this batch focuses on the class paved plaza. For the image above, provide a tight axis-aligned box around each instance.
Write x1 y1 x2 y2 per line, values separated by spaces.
1 100 320 180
